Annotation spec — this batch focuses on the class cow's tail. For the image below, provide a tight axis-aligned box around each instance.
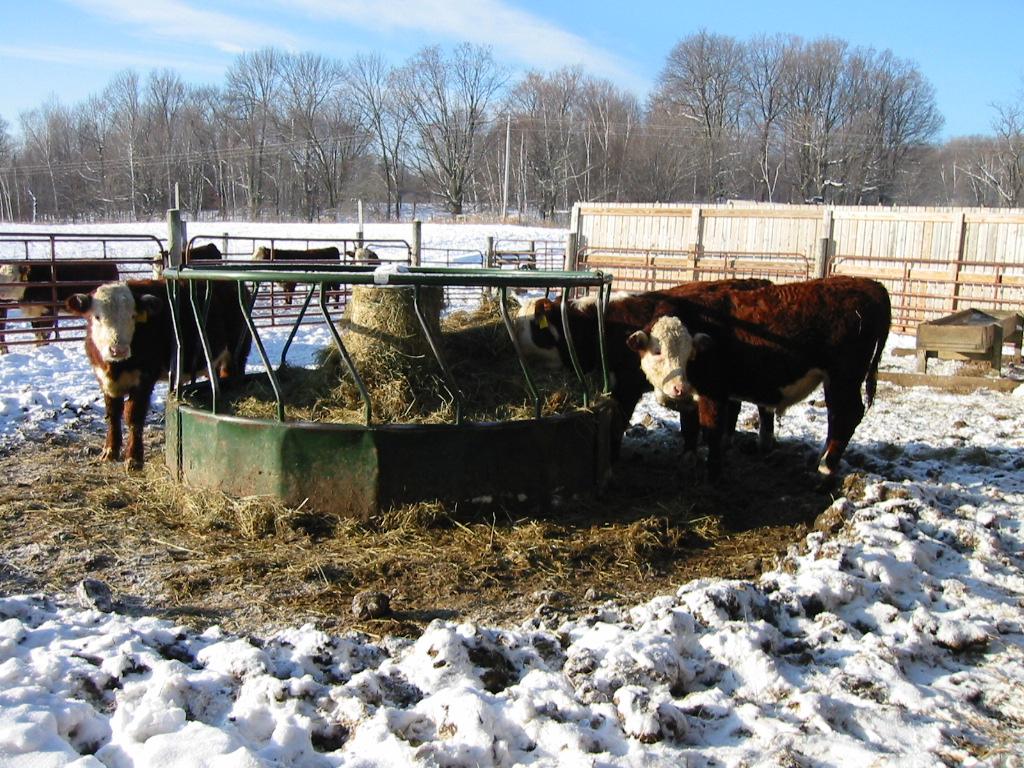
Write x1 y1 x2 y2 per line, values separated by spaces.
864 291 892 409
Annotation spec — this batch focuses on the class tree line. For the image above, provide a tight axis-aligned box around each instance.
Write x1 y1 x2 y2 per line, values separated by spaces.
0 31 1022 224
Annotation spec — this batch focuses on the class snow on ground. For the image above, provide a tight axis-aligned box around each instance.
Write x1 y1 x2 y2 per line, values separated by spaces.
1 223 1024 766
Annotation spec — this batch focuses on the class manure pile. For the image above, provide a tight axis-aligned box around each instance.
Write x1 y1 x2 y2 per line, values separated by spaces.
219 288 589 424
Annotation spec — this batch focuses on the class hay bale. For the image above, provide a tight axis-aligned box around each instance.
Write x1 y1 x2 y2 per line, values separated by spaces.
344 284 444 364
326 285 448 421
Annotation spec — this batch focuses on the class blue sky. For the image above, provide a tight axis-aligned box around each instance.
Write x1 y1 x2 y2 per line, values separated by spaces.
1 0 1022 139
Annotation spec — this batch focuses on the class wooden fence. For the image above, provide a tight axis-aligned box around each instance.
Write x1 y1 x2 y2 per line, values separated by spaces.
571 202 1024 334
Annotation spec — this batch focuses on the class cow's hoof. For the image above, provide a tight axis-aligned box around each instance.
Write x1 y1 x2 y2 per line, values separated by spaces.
99 448 121 462
124 457 144 472
813 472 838 493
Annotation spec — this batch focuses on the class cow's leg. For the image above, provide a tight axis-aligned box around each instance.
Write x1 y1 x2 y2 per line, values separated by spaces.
757 407 776 454
818 382 865 477
698 396 728 481
101 394 124 462
677 399 701 477
123 383 155 471
608 390 642 462
678 400 699 453
31 308 55 344
722 400 742 448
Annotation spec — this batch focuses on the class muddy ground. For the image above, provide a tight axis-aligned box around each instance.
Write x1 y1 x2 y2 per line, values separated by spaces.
0 408 855 640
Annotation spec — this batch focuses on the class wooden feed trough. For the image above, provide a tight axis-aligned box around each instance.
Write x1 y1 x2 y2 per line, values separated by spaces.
915 308 1023 373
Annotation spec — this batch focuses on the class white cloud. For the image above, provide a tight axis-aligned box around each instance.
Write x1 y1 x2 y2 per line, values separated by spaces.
0 43 224 76
65 0 300 54
279 0 647 89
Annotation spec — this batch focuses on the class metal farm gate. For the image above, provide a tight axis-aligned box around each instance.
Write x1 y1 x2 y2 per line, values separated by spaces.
0 232 165 350
1 228 572 353
183 233 414 326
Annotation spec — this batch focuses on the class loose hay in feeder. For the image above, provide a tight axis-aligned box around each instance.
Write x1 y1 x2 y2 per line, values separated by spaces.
221 292 589 424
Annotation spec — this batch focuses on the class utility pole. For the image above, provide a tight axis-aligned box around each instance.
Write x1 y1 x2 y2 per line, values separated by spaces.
501 112 511 221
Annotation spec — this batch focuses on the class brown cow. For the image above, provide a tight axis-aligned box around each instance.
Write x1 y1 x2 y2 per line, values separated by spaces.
0 260 120 352
251 245 342 304
66 279 252 470
515 280 776 463
626 276 891 480
184 243 223 262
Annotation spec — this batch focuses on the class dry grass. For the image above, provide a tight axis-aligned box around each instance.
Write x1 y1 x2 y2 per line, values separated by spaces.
0 425 831 639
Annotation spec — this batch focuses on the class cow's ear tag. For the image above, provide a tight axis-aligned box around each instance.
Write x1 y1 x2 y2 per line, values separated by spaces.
135 311 148 323
538 315 549 329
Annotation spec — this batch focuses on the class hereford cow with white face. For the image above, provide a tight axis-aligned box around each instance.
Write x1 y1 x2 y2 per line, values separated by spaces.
514 280 776 465
67 279 251 470
627 276 891 481
1 260 120 352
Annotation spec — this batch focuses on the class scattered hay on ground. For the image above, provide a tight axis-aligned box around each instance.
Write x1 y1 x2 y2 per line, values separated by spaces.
0 425 831 639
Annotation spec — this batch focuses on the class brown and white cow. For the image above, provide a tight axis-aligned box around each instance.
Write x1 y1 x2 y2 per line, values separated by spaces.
626 276 891 480
515 279 776 463
345 246 381 265
251 245 342 304
0 260 120 351
66 279 252 470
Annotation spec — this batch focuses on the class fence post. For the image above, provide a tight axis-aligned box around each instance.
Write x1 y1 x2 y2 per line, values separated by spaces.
951 211 967 311
564 232 578 271
486 236 495 269
166 207 183 276
222 232 229 259
411 220 422 267
689 206 704 281
357 199 364 247
815 208 834 278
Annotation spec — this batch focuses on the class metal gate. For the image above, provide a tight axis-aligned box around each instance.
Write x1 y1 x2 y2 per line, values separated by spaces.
0 232 165 350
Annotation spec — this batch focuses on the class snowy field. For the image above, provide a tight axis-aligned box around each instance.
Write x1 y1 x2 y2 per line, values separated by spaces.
1 222 1023 766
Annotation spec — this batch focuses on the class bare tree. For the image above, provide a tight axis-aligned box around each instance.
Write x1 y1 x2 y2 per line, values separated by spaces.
399 44 506 215
952 97 1023 207
781 37 856 203
146 69 187 209
578 77 638 203
349 53 411 220
653 30 745 200
508 67 583 218
224 48 282 218
741 34 794 201
73 95 119 218
0 116 16 220
105 70 144 219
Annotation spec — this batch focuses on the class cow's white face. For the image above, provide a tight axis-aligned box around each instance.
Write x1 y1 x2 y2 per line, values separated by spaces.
68 283 161 363
514 298 564 370
628 315 695 401
0 263 27 301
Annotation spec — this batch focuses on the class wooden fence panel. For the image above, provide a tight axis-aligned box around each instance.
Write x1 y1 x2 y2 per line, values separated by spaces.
574 202 1024 334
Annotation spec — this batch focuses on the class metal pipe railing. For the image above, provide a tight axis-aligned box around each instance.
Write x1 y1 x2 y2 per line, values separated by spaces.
165 264 614 427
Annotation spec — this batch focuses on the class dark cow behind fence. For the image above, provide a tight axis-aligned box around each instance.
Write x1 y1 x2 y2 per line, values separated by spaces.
0 260 120 352
66 279 252 470
626 276 891 481
185 243 223 262
516 279 776 464
252 245 342 303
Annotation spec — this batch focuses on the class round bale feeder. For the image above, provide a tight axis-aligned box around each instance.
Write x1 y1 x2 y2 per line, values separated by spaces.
162 263 616 519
